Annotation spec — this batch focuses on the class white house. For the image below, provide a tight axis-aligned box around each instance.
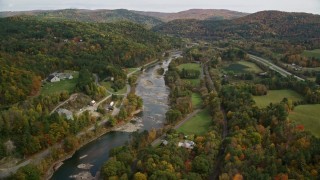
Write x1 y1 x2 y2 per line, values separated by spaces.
178 140 195 149
48 75 60 82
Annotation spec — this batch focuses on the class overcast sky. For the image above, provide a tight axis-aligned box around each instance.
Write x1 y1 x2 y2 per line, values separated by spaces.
1 0 319 14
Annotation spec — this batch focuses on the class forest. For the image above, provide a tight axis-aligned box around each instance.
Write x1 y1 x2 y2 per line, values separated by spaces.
100 45 320 180
0 16 179 106
0 16 179 163
1 8 320 180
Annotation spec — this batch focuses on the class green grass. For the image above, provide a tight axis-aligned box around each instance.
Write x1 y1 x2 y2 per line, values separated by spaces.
125 68 139 75
182 79 201 86
101 81 127 94
177 63 201 71
224 61 263 73
178 63 202 86
177 109 211 135
289 104 320 137
192 93 202 109
41 72 79 95
303 49 320 59
253 90 304 108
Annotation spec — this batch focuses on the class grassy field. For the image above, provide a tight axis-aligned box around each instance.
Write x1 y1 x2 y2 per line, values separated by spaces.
178 63 202 86
224 61 263 73
177 63 201 71
289 104 320 137
177 109 211 135
101 81 127 94
41 72 79 95
192 93 202 109
303 49 320 59
253 90 304 108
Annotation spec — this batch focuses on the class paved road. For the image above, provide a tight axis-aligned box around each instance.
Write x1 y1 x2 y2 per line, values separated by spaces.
248 54 305 81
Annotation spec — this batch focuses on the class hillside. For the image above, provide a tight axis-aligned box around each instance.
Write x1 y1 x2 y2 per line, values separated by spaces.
0 9 248 27
0 16 176 106
0 9 164 27
154 11 320 44
135 9 248 21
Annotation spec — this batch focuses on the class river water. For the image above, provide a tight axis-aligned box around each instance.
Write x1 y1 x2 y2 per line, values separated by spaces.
51 52 180 179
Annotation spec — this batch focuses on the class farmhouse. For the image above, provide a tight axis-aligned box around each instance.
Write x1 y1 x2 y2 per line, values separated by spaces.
47 75 60 82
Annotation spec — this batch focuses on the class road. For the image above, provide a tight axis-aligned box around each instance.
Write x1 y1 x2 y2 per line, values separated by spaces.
50 93 78 115
248 54 305 81
0 52 175 178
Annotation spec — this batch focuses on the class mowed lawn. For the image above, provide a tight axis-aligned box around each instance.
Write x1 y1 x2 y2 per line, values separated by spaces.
177 109 211 135
289 104 320 137
253 90 304 108
177 63 201 71
224 61 263 73
41 78 78 95
192 93 202 109
303 49 320 59
178 63 202 86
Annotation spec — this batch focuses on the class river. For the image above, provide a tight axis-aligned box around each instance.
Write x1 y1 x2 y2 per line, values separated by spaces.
51 52 181 179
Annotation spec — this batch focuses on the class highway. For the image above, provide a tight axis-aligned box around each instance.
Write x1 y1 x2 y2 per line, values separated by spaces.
248 54 305 81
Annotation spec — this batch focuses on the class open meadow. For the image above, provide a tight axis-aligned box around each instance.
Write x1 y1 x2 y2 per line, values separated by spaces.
177 109 211 135
253 89 304 108
224 60 263 73
303 49 320 59
289 104 320 138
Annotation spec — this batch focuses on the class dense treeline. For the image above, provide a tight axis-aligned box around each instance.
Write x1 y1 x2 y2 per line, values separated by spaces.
164 61 193 123
257 76 320 104
219 85 320 179
0 15 180 168
155 11 320 47
0 16 178 106
0 92 93 158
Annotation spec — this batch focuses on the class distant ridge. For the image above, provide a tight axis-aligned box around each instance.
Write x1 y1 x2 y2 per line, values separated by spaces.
154 10 320 44
134 9 248 21
0 9 248 27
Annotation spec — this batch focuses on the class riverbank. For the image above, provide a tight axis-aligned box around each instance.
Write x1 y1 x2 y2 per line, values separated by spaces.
50 51 180 179
45 108 142 179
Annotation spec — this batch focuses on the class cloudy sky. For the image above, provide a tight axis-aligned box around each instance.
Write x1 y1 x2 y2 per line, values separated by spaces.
1 0 319 14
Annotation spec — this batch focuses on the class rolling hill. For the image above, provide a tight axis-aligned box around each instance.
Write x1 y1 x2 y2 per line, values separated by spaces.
0 9 248 27
134 9 248 22
154 11 320 43
0 9 164 27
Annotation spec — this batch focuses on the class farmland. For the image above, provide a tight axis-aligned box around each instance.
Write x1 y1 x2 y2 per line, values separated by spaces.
224 60 263 73
192 93 202 109
253 89 304 108
289 104 320 137
177 109 212 135
302 49 320 59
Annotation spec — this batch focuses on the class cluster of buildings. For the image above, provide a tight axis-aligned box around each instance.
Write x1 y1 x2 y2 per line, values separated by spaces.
47 72 74 82
161 139 196 149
